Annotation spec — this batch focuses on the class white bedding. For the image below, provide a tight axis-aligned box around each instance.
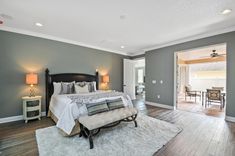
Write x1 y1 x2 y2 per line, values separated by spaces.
49 90 133 135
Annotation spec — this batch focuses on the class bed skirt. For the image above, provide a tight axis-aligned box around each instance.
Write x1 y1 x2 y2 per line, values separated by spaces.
48 111 81 136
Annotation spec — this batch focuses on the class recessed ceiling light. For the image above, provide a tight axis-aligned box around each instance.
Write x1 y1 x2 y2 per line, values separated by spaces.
120 15 126 20
121 46 125 49
221 9 232 15
35 22 43 27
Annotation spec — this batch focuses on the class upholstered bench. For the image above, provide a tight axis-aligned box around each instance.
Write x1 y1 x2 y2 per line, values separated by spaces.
79 107 138 149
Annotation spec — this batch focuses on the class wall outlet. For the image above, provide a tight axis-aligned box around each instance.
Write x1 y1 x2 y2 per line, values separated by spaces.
152 80 157 84
160 80 163 84
157 95 160 99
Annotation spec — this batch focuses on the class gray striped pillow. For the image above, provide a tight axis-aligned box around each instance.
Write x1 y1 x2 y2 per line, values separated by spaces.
86 101 109 116
60 82 74 94
107 98 125 110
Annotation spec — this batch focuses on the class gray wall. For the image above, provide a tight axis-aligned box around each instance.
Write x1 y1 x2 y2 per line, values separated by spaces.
146 31 235 117
0 30 126 118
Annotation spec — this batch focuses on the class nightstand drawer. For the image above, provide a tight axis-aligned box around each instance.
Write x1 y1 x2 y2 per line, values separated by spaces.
27 106 40 111
27 110 40 117
26 100 40 107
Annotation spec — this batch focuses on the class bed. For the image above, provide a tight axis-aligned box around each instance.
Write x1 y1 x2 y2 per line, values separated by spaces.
45 69 133 136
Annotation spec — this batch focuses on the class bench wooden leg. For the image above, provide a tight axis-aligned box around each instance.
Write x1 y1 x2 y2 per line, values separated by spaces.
134 120 137 127
88 132 94 149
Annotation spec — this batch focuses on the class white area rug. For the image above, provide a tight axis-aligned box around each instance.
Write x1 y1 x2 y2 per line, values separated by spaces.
36 114 182 156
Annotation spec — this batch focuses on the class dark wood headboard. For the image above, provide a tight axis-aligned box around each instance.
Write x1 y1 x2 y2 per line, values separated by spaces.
45 68 99 115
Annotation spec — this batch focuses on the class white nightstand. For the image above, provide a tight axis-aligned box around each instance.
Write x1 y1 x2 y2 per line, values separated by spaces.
22 96 42 123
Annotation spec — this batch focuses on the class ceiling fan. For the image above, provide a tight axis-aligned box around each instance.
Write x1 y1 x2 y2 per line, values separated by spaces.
210 50 226 58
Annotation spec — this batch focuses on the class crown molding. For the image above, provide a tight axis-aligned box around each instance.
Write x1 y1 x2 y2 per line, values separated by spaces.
0 26 128 56
1 25 235 57
143 25 235 53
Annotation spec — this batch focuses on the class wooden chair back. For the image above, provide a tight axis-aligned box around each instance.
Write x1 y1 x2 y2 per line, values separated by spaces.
207 89 221 101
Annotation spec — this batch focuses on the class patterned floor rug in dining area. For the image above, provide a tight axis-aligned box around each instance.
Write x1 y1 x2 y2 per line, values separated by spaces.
36 114 182 156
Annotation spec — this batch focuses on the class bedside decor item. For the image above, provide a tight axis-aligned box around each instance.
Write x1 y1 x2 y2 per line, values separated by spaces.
26 73 38 97
102 75 110 84
22 96 41 123
102 75 110 90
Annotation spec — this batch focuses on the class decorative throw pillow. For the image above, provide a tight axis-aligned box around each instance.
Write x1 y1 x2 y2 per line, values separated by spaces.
53 82 62 95
92 81 97 92
86 101 109 116
75 83 89 93
77 81 86 87
106 98 125 110
87 81 96 92
60 82 74 94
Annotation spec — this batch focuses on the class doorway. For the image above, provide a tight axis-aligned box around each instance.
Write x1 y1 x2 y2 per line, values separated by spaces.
174 43 227 118
123 58 145 101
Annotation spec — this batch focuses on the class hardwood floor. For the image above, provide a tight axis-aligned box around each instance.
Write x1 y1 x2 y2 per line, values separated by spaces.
1 99 235 156
177 95 225 118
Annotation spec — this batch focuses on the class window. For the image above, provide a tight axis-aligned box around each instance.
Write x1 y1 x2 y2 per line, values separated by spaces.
137 69 144 83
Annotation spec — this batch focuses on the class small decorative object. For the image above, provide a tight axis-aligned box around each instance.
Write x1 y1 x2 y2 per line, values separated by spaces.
26 73 38 97
102 75 110 90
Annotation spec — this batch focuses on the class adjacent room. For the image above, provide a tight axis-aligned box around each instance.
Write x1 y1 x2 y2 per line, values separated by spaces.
1 1 235 156
176 44 227 118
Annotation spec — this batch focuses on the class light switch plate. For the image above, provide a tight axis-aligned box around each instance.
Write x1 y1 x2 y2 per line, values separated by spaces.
152 80 156 84
160 80 163 84
157 95 160 99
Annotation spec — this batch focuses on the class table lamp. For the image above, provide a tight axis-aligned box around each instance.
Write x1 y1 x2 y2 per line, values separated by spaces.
26 73 38 97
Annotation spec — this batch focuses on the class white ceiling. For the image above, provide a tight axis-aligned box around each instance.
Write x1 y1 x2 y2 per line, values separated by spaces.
0 0 235 56
178 43 226 60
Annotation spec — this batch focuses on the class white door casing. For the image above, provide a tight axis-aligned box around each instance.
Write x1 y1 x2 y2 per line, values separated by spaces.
123 59 136 100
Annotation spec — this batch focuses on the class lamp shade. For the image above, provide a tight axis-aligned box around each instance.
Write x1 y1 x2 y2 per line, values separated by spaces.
26 73 38 85
102 75 110 83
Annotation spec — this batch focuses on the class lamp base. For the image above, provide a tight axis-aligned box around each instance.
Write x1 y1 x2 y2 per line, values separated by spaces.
29 86 35 97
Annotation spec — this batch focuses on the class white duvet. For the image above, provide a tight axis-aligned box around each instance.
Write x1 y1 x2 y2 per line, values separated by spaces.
49 90 133 135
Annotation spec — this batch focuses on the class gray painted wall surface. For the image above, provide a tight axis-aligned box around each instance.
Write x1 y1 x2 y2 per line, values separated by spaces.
0 30 126 118
146 31 235 117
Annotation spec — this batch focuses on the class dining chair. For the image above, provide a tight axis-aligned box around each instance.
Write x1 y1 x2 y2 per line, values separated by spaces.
206 89 224 110
185 85 202 102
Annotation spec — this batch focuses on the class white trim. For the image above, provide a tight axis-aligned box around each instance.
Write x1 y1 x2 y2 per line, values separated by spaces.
1 25 235 57
128 25 235 56
0 115 23 124
0 111 46 124
173 52 177 109
144 25 235 52
145 101 175 110
225 116 235 122
0 26 128 56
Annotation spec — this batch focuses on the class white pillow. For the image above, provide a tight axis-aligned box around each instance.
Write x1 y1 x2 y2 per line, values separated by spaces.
53 82 61 95
75 84 89 93
93 81 97 92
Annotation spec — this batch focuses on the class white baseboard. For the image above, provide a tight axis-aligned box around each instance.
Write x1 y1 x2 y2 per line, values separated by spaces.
225 116 235 123
0 112 46 124
145 101 175 110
